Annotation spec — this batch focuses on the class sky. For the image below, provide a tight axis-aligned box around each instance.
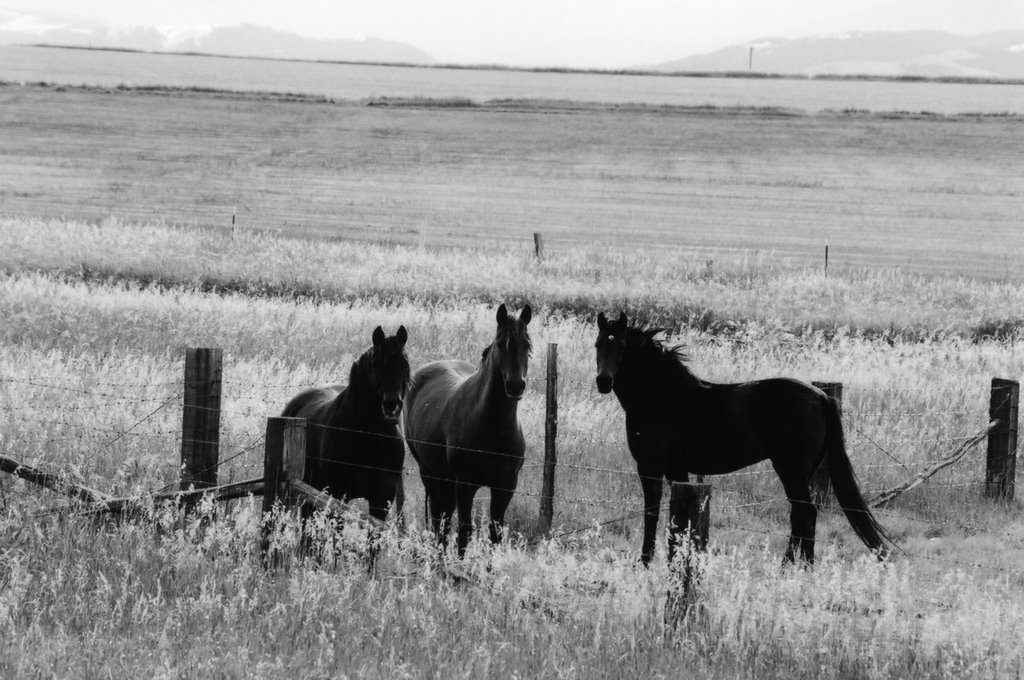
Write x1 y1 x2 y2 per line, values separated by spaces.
6 0 1024 68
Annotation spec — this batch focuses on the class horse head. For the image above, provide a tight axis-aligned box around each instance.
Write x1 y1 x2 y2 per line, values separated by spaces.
595 311 630 393
370 325 410 423
490 303 532 400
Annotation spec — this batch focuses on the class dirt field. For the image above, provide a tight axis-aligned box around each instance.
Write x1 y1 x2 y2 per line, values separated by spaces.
1 82 1022 280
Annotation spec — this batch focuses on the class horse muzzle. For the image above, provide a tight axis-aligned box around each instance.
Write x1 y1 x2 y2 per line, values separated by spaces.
504 379 526 401
381 398 403 423
596 374 613 394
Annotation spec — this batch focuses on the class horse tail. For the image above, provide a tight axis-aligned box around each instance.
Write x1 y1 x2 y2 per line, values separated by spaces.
823 396 894 558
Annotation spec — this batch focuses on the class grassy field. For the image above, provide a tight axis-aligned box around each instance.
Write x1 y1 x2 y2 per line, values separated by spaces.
1 82 1022 279
2 83 1024 678
2 220 1023 677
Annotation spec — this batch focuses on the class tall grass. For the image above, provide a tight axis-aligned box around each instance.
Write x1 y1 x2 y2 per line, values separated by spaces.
1 272 1020 530
2 217 1024 677
2 501 1023 678
3 217 1023 338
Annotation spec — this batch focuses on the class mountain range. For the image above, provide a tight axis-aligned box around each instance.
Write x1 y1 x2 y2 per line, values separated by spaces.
0 9 436 64
651 30 1024 79
2 6 1023 78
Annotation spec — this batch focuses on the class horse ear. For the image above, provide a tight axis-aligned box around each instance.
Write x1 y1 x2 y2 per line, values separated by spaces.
616 311 627 329
520 304 532 326
496 303 508 325
396 325 408 346
372 326 385 347
597 312 608 332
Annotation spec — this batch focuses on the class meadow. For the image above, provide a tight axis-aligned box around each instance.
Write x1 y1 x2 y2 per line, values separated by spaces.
5 45 1024 114
1 82 1023 280
1 83 1024 678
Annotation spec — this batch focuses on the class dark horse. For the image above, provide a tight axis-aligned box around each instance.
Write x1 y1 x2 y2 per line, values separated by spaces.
404 303 532 556
595 311 892 566
281 325 410 522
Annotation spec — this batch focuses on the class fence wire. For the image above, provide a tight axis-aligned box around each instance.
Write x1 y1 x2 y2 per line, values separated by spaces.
0 369 1018 583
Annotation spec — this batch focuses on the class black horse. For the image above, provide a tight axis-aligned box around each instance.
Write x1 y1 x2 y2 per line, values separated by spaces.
404 303 532 556
595 311 892 566
282 325 410 522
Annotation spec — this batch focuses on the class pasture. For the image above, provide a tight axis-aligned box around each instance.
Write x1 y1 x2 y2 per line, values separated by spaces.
1 82 1023 279
1 82 1024 678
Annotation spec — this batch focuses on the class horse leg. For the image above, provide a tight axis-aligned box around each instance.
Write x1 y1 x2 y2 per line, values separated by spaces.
638 467 664 567
776 466 817 564
455 480 479 558
488 485 515 545
368 470 403 526
367 491 390 524
419 474 436 535
363 500 389 575
391 474 406 530
429 479 456 549
420 474 447 545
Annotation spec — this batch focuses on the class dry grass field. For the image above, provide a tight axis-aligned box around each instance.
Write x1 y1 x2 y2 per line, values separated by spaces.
1 82 1024 678
1 82 1022 278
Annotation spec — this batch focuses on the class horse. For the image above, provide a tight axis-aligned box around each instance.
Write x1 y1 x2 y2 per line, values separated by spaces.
404 303 532 557
594 311 892 566
281 325 410 525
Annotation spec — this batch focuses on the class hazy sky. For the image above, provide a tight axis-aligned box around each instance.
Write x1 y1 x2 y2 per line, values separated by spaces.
9 0 1024 67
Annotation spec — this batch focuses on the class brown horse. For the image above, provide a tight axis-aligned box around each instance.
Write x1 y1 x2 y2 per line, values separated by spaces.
404 303 532 556
282 325 410 522
595 311 892 566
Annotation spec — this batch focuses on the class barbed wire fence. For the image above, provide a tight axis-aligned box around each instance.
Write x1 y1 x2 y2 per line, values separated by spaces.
0 345 1019 586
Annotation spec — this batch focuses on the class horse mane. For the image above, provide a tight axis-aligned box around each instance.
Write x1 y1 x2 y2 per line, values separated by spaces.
481 314 532 362
499 315 532 354
349 346 374 388
629 325 703 388
349 339 411 388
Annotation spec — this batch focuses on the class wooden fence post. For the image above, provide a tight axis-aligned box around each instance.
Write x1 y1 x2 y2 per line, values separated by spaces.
986 378 1019 500
666 481 711 626
811 381 842 507
261 416 306 567
533 232 544 260
537 342 558 534
180 348 222 504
